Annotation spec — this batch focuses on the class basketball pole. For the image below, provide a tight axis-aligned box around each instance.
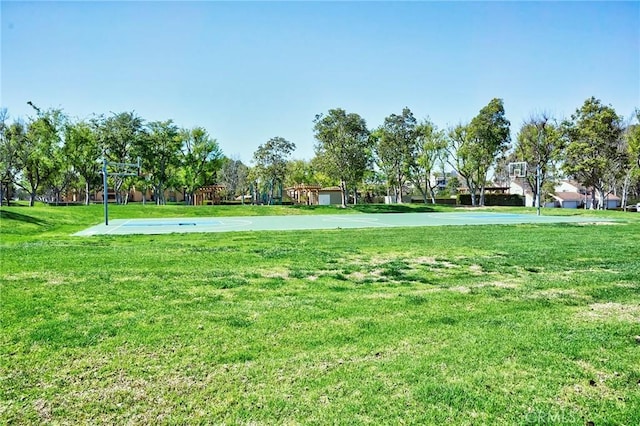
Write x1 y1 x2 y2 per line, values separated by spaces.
101 157 141 226
536 163 541 216
536 126 543 217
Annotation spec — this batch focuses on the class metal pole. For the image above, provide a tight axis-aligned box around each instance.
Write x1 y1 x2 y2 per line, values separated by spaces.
102 158 109 225
536 163 541 216
536 126 543 216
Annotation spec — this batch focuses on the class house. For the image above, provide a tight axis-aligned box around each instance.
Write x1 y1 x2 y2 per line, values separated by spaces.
318 186 344 205
550 180 621 209
550 192 583 209
430 171 457 193
509 178 535 207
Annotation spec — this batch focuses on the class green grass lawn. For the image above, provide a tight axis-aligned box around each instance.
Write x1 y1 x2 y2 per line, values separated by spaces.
1 204 639 424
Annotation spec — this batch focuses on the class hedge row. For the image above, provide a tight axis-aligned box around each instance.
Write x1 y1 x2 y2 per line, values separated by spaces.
458 194 524 206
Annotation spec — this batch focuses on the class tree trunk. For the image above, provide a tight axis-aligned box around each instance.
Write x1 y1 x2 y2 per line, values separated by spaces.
414 180 428 204
463 176 476 206
427 181 436 204
621 172 631 209
340 180 347 208
30 191 36 207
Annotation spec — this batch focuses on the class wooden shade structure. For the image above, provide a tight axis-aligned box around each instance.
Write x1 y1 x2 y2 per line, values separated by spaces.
287 183 322 205
194 184 226 205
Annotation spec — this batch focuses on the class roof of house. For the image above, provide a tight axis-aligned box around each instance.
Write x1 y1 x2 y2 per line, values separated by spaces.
553 192 584 202
553 191 621 202
510 179 533 193
557 180 589 193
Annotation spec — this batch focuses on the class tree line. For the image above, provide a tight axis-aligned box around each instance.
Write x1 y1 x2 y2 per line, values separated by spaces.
1 97 639 209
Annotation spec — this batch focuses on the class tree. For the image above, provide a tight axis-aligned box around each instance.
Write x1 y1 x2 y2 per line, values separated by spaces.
16 107 66 206
139 120 182 204
513 114 564 207
467 98 511 206
179 127 223 205
563 97 625 209
408 118 447 204
46 143 75 204
0 110 23 206
285 159 318 187
628 109 640 172
620 109 640 208
313 108 371 208
93 112 146 204
373 108 418 203
444 175 461 197
445 123 479 205
64 120 101 205
252 137 296 205
218 157 249 201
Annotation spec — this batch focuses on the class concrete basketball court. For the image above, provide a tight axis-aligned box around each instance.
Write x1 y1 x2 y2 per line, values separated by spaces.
73 212 613 236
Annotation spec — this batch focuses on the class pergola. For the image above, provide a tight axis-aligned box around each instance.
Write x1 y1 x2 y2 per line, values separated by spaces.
194 184 226 205
287 183 322 205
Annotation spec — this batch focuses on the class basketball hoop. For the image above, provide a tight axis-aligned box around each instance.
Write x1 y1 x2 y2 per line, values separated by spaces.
508 162 527 179
101 157 142 225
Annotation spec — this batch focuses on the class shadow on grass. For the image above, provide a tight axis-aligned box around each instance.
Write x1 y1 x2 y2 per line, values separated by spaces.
0 210 47 225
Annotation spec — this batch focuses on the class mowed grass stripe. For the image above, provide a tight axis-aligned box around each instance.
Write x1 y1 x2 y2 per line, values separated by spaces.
1 204 639 424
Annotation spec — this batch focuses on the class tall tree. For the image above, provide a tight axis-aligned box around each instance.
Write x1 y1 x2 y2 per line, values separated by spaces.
285 159 316 187
46 143 76 204
467 98 511 206
93 112 146 203
0 111 23 206
218 157 249 201
373 107 417 203
408 118 447 204
563 97 625 209
252 136 296 205
179 127 223 205
139 120 182 204
513 114 565 207
16 107 66 206
445 123 479 205
621 109 640 208
64 120 101 205
313 108 371 208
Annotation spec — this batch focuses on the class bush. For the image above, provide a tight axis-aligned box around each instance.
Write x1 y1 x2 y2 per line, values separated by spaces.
458 194 524 206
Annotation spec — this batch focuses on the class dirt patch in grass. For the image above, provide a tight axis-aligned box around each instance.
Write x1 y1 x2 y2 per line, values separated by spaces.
579 302 640 322
32 399 51 422
450 286 471 293
468 265 483 274
262 270 290 279
347 271 369 281
3 271 77 286
409 256 457 269
475 281 519 290
529 289 583 299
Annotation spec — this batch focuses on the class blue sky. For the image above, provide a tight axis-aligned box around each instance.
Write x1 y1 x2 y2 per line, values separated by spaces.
2 1 639 162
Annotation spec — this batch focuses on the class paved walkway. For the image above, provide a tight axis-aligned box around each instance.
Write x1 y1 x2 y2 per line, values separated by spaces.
73 212 612 236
